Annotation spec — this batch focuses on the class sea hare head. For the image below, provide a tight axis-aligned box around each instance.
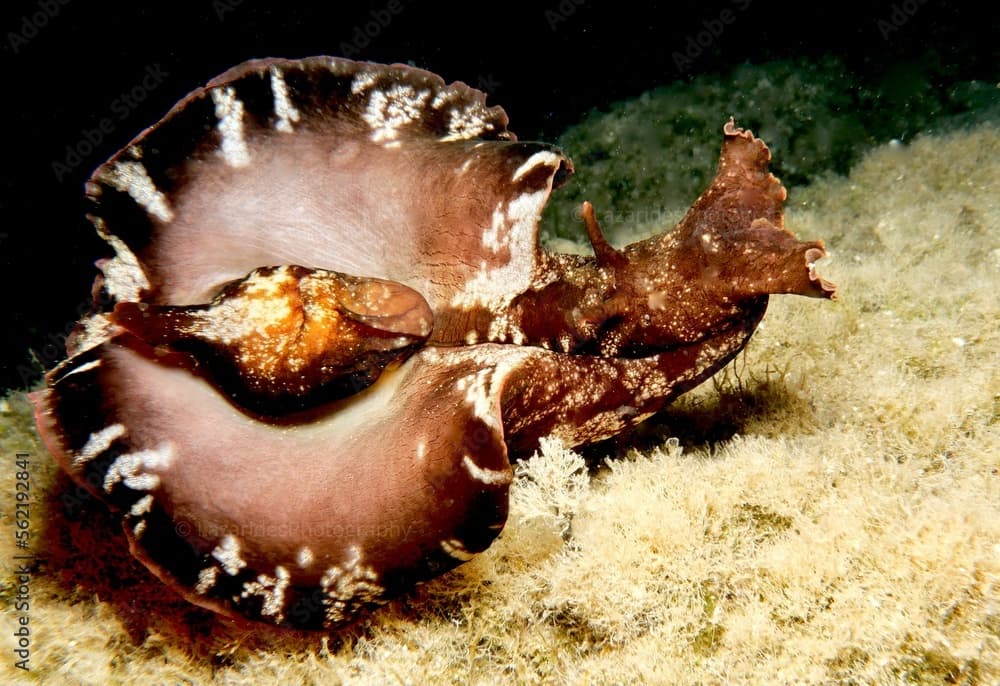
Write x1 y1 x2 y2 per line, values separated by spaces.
32 56 834 630
596 119 836 354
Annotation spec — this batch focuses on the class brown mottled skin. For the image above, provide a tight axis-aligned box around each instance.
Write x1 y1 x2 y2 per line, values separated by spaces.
436 122 832 356
434 122 835 453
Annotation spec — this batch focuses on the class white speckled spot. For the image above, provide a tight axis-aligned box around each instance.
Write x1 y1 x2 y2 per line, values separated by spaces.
440 538 475 561
450 189 547 309
362 84 432 143
320 545 385 626
351 71 379 95
183 267 295 345
459 369 497 428
440 102 492 142
297 546 315 568
512 151 560 182
481 203 507 253
430 88 456 109
462 454 510 486
212 535 247 576
103 443 173 493
66 314 116 355
98 160 174 222
195 566 219 594
241 566 290 620
74 423 126 467
269 66 301 133
212 86 251 167
99 229 152 302
129 494 154 517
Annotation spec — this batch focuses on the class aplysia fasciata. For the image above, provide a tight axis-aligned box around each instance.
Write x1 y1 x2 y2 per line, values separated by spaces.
32 56 836 630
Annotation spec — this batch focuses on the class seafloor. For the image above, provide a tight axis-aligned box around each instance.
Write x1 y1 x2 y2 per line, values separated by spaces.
1 61 998 685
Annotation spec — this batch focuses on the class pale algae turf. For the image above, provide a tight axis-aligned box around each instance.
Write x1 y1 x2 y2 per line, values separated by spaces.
1 60 998 685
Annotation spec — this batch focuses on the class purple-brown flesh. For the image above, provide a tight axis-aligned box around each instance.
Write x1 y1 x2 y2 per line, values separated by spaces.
32 57 835 630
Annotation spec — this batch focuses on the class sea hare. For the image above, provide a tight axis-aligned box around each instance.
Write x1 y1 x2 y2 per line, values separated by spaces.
32 56 836 630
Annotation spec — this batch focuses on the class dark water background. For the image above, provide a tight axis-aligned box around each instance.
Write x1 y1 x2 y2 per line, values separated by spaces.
1 0 997 390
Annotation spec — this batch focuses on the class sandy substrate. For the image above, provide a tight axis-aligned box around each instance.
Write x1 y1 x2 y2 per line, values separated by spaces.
1 113 998 684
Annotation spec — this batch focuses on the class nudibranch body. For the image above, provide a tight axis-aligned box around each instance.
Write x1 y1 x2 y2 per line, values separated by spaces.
32 56 835 630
